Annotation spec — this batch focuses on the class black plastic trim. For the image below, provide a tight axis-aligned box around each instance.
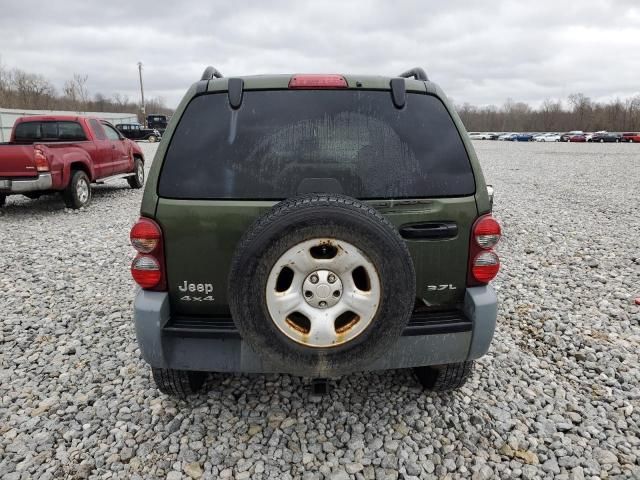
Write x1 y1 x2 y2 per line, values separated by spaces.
163 309 471 339
390 78 406 108
228 78 244 109
399 221 458 240
403 310 471 336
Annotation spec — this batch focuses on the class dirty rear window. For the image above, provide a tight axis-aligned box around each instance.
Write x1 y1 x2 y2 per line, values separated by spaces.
159 90 474 199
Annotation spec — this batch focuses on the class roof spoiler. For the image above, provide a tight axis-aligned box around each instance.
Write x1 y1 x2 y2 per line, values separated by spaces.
398 67 428 81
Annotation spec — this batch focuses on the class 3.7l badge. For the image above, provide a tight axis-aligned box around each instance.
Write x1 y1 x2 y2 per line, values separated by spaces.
426 284 457 291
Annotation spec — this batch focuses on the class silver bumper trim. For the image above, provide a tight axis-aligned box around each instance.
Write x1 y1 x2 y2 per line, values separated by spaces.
0 173 53 193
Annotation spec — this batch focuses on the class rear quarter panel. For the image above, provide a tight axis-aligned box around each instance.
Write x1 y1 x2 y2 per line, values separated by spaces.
44 143 96 187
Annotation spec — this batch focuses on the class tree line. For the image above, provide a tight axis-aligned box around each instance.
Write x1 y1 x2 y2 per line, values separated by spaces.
2 64 640 132
457 93 640 133
0 64 172 121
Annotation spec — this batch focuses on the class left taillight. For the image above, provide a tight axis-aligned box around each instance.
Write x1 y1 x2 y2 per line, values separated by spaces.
468 214 502 286
34 147 49 172
130 218 166 290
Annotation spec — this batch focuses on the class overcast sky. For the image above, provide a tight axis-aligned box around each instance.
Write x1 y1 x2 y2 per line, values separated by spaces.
1 0 639 108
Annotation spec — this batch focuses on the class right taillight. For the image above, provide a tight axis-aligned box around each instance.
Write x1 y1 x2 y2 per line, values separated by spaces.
130 218 166 291
33 146 50 172
468 214 502 285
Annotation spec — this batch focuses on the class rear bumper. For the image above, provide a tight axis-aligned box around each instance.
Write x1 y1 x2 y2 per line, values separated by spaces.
0 173 52 194
133 286 497 375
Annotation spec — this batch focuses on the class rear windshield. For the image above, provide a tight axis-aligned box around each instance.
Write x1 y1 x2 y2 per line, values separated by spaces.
159 90 474 199
14 121 86 142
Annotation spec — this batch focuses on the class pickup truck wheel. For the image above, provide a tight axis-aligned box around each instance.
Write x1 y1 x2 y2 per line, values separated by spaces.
147 135 157 143
151 367 206 397
228 194 416 377
127 158 145 189
63 170 91 209
414 361 474 392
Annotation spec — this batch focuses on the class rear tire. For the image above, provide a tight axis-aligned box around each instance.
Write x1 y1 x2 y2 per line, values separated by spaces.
414 361 474 392
62 170 91 209
127 158 145 189
151 367 207 397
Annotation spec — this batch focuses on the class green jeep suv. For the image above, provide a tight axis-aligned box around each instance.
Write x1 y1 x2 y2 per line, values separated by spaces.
130 66 501 397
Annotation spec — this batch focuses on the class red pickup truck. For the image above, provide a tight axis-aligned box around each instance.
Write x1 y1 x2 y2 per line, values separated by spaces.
0 115 145 209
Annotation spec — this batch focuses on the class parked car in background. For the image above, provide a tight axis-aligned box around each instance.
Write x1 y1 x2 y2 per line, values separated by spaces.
0 115 145 208
116 123 161 143
146 114 169 133
468 132 490 140
498 133 517 141
567 134 587 142
621 132 639 142
560 131 584 142
514 133 534 142
536 133 561 142
589 132 621 143
487 132 500 140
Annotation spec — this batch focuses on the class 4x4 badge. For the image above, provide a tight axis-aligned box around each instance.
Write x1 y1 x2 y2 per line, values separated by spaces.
180 295 215 302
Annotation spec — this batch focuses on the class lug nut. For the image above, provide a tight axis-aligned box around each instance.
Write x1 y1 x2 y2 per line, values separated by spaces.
310 274 319 284
327 274 336 283
319 301 327 307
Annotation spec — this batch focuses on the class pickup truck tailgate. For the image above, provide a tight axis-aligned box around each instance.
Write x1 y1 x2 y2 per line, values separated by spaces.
0 145 38 177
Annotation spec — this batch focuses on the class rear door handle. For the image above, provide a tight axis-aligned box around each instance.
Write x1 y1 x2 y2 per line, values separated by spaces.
399 222 458 240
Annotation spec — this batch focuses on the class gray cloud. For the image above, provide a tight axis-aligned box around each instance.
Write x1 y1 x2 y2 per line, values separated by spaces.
1 0 639 108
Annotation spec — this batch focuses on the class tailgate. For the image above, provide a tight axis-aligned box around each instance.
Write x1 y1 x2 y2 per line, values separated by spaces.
0 145 37 177
156 196 477 316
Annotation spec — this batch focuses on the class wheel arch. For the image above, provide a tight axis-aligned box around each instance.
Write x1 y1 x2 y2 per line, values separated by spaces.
65 159 93 184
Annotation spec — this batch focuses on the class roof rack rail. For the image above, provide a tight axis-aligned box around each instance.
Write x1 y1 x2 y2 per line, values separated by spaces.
398 67 428 81
201 66 224 81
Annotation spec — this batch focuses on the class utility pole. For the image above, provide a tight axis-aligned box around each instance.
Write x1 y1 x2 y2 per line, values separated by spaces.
138 61 146 127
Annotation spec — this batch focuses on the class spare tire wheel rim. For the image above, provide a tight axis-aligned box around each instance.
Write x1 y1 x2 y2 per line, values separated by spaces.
266 238 381 348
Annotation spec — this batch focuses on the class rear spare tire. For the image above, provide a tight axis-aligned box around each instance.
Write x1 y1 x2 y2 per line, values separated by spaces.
228 194 416 377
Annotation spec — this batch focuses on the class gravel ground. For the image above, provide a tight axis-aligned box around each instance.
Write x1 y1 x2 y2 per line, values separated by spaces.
1 141 639 480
